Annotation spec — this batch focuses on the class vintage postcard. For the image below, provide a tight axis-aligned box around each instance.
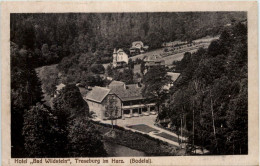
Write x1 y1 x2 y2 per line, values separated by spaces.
1 1 258 166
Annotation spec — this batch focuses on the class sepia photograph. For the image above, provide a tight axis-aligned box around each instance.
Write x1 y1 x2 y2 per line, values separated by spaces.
1 1 258 166
10 11 249 157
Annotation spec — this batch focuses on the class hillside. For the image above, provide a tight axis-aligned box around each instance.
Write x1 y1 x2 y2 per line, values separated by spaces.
163 22 248 155
11 12 246 66
10 12 248 157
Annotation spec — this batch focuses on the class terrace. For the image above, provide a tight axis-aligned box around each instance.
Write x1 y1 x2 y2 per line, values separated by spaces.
95 114 187 147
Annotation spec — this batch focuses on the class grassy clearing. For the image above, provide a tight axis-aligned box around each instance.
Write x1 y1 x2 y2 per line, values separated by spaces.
130 48 164 61
35 64 59 80
35 64 59 107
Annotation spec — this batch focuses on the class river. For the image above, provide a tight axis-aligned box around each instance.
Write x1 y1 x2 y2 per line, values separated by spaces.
103 141 147 157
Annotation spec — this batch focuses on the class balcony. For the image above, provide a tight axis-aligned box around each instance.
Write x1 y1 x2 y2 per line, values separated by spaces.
122 103 156 109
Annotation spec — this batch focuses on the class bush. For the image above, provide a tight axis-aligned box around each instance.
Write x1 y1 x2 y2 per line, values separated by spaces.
90 64 105 74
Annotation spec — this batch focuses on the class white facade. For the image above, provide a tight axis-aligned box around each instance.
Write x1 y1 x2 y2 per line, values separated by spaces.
113 48 129 67
132 41 144 49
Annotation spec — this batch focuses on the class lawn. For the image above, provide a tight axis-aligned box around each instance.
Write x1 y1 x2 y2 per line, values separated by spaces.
155 132 179 143
129 48 164 61
127 124 159 133
163 49 198 65
35 64 59 107
35 64 59 80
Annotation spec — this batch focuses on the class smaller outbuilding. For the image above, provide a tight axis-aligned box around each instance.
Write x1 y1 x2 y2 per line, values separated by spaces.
143 55 165 72
130 41 149 55
163 72 181 90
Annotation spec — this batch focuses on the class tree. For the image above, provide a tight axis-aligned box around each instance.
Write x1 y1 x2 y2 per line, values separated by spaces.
53 84 88 120
90 64 105 74
52 84 109 157
12 20 35 49
68 117 107 157
121 68 134 84
22 103 58 157
40 66 59 96
175 52 191 72
105 95 120 129
140 60 145 74
142 66 171 112
128 59 134 69
226 78 248 154
166 22 248 155
106 64 113 77
113 68 134 84
11 46 43 157
52 84 89 157
41 43 49 55
146 32 163 49
84 74 104 87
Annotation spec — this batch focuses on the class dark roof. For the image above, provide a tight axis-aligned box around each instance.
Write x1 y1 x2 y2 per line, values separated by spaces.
85 86 110 103
109 84 144 101
130 47 139 50
86 82 145 103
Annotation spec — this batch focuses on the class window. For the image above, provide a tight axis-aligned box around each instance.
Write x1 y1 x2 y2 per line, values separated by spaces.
124 110 130 114
105 111 109 117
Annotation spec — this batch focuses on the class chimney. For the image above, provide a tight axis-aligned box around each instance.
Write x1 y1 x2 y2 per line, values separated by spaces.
113 48 117 54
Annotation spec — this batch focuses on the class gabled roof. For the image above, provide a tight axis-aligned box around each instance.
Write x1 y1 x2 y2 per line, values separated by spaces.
130 47 139 50
167 72 180 82
85 86 110 103
109 84 144 101
117 49 124 53
86 82 145 103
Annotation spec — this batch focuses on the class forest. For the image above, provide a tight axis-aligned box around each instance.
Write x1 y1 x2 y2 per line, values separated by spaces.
11 12 246 86
11 12 246 66
159 22 248 154
11 42 107 157
10 12 247 157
